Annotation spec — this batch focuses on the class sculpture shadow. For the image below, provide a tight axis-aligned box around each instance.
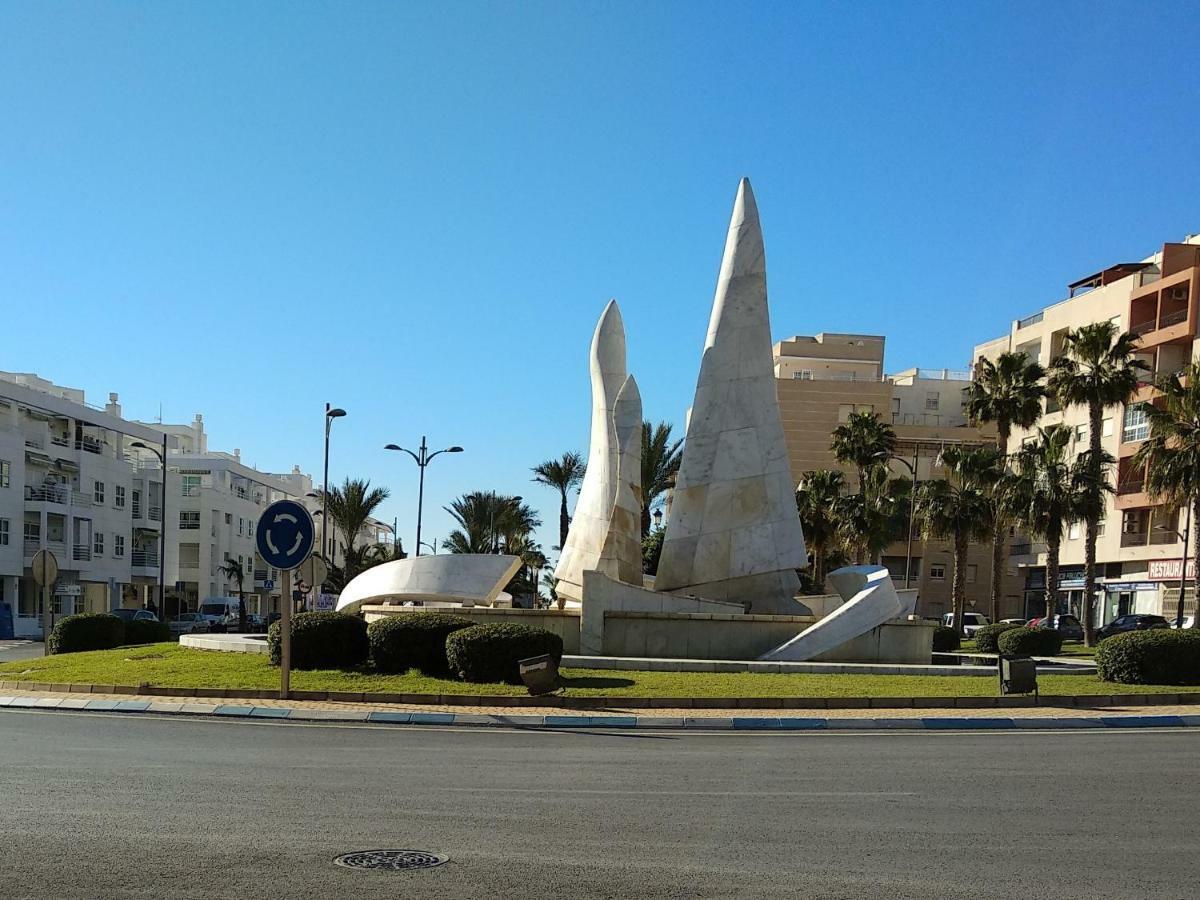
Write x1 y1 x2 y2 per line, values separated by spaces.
559 675 636 689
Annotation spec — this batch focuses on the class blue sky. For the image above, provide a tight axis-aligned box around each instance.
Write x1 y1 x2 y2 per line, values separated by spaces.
3 2 1200 558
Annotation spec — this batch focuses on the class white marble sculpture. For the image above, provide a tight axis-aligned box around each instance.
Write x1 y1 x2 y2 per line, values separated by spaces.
334 554 521 614
596 374 644 586
757 565 916 662
554 300 629 603
653 178 808 613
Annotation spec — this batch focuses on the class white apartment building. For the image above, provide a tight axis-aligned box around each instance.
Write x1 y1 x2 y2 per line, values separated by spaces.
974 234 1200 625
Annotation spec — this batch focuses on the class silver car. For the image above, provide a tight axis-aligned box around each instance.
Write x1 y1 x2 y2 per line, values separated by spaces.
168 613 211 636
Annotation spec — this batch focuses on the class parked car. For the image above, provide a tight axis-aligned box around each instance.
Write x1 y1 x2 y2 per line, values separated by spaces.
1096 614 1170 641
942 611 990 637
168 613 211 636
1171 616 1196 629
198 597 244 632
999 618 1028 626
109 608 159 623
244 614 265 632
1026 614 1084 642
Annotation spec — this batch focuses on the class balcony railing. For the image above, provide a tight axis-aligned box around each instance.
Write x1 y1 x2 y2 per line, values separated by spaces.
132 502 142 518
1121 531 1149 548
71 490 92 507
75 437 103 455
148 506 162 521
1132 319 1157 336
1017 311 1044 330
1117 478 1146 495
72 544 92 562
50 435 69 447
25 485 68 503
132 549 159 567
1009 541 1048 556
1160 308 1188 328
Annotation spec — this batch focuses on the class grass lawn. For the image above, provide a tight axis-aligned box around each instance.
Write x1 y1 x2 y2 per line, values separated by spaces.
959 640 1098 659
0 643 1194 698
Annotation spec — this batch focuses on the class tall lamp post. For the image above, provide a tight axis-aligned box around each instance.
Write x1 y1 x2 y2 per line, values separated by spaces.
322 405 346 566
130 439 168 621
891 448 920 591
384 437 463 558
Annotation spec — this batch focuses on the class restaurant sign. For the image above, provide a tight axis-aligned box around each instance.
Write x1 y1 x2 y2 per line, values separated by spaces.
1147 559 1197 581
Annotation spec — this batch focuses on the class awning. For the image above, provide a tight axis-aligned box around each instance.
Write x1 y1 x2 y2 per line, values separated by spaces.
55 457 79 472
24 449 52 466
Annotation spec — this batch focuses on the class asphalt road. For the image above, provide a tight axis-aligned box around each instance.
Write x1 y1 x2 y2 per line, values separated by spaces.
0 711 1196 899
0 641 44 662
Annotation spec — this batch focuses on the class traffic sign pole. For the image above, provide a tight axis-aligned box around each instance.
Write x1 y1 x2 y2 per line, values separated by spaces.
280 567 292 699
31 550 59 655
254 499 315 702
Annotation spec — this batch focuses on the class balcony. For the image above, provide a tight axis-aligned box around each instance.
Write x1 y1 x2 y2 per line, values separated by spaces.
25 485 68 504
131 549 159 568
72 544 92 562
23 539 66 559
1117 477 1145 495
1121 531 1149 548
1009 541 1047 557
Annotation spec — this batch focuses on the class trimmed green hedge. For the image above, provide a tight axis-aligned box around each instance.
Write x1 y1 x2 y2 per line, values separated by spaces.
997 626 1063 657
367 613 474 675
47 613 126 655
268 611 368 670
1096 629 1200 685
123 619 171 646
974 622 1024 654
932 625 960 652
445 623 564 684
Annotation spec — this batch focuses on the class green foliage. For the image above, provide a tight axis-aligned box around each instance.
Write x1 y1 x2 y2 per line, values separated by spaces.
47 613 125 655
531 451 586 549
1096 630 1200 685
445 623 564 684
831 410 897 486
367 613 474 675
965 351 1046 444
123 619 171 646
997 627 1063 657
642 528 664 575
642 421 683 536
267 611 368 670
974 622 1023 653
443 492 542 555
932 626 961 652
796 469 846 587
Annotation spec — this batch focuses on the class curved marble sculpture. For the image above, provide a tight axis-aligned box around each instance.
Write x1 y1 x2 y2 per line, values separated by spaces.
757 565 915 662
654 178 807 613
334 553 521 615
554 300 628 603
596 374 644 585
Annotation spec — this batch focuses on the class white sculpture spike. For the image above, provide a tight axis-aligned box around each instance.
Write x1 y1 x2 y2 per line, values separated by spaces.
596 374 644 586
554 300 628 603
654 178 807 613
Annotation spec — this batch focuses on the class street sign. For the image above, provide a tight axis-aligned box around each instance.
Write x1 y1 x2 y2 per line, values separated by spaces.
31 549 58 587
264 579 275 590
297 555 328 592
256 500 315 571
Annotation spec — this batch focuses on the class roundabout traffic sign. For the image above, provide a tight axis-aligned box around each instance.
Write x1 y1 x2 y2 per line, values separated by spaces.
257 500 315 571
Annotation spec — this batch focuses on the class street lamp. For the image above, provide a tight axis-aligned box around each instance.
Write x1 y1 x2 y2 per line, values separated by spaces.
891 449 920 591
385 437 463 559
652 507 664 531
129 439 168 622
322 405 346 569
419 540 438 555
1154 509 1192 628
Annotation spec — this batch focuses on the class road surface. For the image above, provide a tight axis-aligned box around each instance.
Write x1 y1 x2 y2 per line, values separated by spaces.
0 710 1196 898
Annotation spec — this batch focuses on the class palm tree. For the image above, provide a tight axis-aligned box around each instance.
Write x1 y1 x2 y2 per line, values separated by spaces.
966 351 1046 623
833 466 908 566
216 558 247 629
831 411 897 492
531 451 586 550
321 477 390 583
323 542 395 594
795 469 846 589
915 446 1000 635
642 421 683 535
1008 426 1111 625
1048 321 1146 644
443 491 542 555
1132 364 1200 629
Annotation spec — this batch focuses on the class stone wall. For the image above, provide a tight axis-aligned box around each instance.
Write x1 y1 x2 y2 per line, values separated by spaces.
360 605 582 655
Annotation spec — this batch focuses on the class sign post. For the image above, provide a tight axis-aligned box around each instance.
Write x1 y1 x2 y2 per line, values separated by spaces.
31 549 59 655
255 499 315 699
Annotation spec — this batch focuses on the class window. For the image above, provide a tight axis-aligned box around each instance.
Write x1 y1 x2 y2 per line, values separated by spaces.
24 522 40 542
238 517 244 536
966 564 977 583
225 513 232 525
1123 405 1149 443
115 485 126 508
925 391 940 410
93 481 105 504
0 518 8 546
93 532 103 555
930 563 947 581
1074 424 1087 444
114 535 125 558
1068 521 1081 540
179 511 200 530
181 474 201 497
248 519 254 537
1097 519 1106 537
793 370 814 380
0 459 9 488
1102 417 1114 438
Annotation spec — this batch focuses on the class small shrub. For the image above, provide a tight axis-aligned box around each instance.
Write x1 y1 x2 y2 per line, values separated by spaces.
997 626 1063 657
267 611 368 670
932 625 960 652
445 623 564 684
974 622 1024 654
47 613 125 655
368 613 475 675
1096 629 1200 685
122 619 171 646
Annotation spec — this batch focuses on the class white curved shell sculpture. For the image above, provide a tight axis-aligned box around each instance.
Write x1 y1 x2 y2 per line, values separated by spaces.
334 554 522 615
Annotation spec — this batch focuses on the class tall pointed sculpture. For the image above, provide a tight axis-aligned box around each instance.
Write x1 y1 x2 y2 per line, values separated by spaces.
554 300 628 603
654 178 807 613
596 374 644 586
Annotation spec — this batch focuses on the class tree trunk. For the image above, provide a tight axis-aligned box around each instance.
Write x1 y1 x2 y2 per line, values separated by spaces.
558 490 570 550
990 422 1010 625
1192 495 1200 629
815 545 826 591
641 503 651 539
953 530 968 635
1045 539 1061 624
1082 400 1103 646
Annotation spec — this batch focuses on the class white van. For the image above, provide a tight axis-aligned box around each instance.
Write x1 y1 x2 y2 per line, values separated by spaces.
198 597 243 630
942 611 990 637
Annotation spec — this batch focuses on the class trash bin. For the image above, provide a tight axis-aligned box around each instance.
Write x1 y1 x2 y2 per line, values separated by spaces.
998 654 1038 700
519 653 561 696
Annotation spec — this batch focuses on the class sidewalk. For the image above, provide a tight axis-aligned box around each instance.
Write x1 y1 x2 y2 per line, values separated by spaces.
3 686 1198 731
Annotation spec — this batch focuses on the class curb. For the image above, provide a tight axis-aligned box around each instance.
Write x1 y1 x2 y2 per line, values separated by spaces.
2 696 1198 732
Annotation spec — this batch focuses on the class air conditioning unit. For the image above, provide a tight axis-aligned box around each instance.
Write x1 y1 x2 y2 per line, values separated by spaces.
1171 286 1188 301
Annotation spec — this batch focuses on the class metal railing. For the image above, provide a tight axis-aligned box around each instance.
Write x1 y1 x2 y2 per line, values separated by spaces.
131 549 159 567
74 437 103 455
50 435 69 447
72 544 91 562
25 485 68 503
1117 478 1146 495
1016 311 1044 329
148 506 161 521
1120 531 1149 548
179 518 200 530
132 502 142 518
1132 319 1157 336
71 490 92 507
1160 308 1188 328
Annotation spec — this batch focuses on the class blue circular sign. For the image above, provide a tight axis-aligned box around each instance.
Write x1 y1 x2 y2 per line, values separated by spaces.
256 500 315 570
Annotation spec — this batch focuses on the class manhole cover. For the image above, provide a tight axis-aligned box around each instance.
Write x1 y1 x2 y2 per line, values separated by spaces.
333 850 449 871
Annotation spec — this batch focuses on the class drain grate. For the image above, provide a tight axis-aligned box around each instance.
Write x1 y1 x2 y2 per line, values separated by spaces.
333 850 449 871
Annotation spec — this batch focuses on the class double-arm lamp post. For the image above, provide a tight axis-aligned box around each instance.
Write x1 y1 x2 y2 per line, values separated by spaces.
384 437 463 559
890 449 920 591
129 439 168 620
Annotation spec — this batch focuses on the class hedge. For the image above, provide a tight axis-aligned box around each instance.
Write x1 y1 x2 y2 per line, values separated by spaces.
445 623 564 684
47 613 126 655
974 622 1024 654
267 611 368 670
932 625 960 653
997 626 1063 657
1096 629 1200 685
367 613 474 675
123 619 171 646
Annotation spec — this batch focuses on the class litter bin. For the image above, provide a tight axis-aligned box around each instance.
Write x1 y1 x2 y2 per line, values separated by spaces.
519 654 561 696
998 654 1038 700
